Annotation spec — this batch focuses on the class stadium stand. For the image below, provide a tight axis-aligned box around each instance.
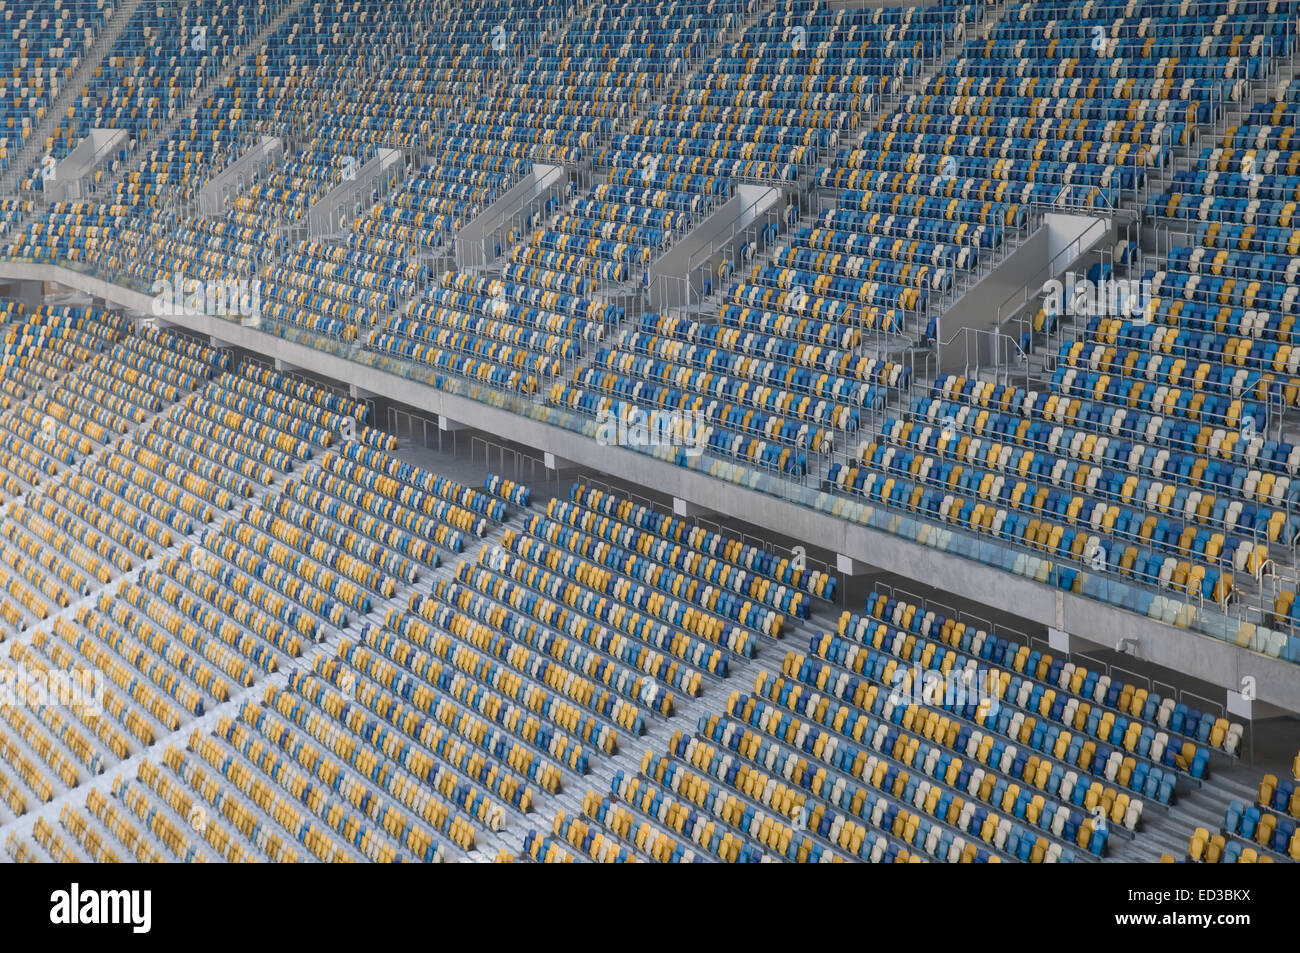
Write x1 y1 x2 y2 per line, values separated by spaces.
0 0 1297 867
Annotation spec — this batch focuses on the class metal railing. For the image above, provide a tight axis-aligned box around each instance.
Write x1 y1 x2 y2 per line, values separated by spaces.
994 212 1112 333
648 185 786 316
472 435 550 488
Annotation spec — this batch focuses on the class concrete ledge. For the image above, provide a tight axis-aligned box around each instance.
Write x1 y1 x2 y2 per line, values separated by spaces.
4 258 1299 713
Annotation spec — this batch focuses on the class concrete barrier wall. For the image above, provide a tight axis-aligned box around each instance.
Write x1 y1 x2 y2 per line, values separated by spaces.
44 128 127 203
455 163 566 269
307 148 404 237
648 183 784 311
198 137 283 216
937 213 1110 374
